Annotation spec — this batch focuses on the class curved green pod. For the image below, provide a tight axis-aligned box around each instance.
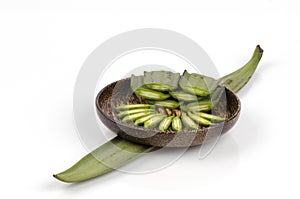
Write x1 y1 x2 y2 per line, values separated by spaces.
53 137 154 183
220 45 263 93
172 116 182 131
181 113 199 130
187 111 214 126
159 116 175 131
134 88 170 100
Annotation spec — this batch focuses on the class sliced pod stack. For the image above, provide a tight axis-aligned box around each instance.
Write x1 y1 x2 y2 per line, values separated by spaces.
115 70 227 132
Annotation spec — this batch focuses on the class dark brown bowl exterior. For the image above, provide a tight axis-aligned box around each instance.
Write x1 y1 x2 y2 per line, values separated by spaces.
96 78 241 147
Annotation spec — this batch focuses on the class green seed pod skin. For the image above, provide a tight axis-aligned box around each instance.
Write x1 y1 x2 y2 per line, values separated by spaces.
145 84 173 91
187 112 214 126
144 115 167 129
172 116 182 131
122 112 152 123
192 111 226 122
181 102 213 112
134 113 164 126
159 116 175 132
169 91 202 102
152 100 180 109
115 104 153 111
181 113 199 130
117 108 154 118
134 88 170 100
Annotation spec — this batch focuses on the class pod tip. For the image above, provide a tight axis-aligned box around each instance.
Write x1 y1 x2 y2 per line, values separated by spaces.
53 173 67 183
256 45 264 53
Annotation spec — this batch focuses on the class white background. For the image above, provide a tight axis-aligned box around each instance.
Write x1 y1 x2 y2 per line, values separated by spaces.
1 1 300 198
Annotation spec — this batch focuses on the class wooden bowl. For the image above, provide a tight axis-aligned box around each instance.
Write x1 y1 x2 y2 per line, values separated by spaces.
96 78 240 147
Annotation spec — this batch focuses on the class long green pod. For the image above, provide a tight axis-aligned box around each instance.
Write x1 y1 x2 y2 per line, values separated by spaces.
151 100 180 109
181 113 199 130
144 115 167 128
115 104 153 111
117 108 154 118
122 112 152 122
220 45 263 93
134 88 170 100
187 111 214 126
54 45 263 183
134 113 163 125
172 116 182 131
53 137 154 183
192 111 226 122
181 101 213 112
169 91 202 102
159 116 175 131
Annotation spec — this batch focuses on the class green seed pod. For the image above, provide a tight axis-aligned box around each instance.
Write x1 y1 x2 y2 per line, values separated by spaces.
169 91 202 102
134 113 163 126
181 101 213 112
159 116 175 132
122 112 152 123
220 45 263 93
117 108 154 118
145 84 173 92
115 104 154 111
192 111 226 122
181 113 199 130
134 88 170 100
187 112 214 126
172 116 182 131
151 100 180 109
144 115 167 128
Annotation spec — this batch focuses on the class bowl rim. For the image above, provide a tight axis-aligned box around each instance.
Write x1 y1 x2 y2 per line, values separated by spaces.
95 78 241 136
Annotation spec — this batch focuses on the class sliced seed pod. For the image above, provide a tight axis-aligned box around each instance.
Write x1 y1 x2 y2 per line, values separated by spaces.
179 70 218 96
169 91 202 102
134 113 164 126
144 71 180 91
130 74 144 91
115 104 154 111
134 88 170 100
117 108 155 118
144 115 167 129
187 112 214 126
145 84 172 91
192 111 226 122
181 101 213 112
181 113 199 130
122 112 152 123
150 100 180 109
172 116 182 132
159 116 175 132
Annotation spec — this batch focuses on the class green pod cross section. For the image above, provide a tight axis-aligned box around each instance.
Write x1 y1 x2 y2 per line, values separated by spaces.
134 88 170 100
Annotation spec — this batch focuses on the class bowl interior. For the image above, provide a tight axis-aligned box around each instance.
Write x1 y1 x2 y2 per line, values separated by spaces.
96 78 240 147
